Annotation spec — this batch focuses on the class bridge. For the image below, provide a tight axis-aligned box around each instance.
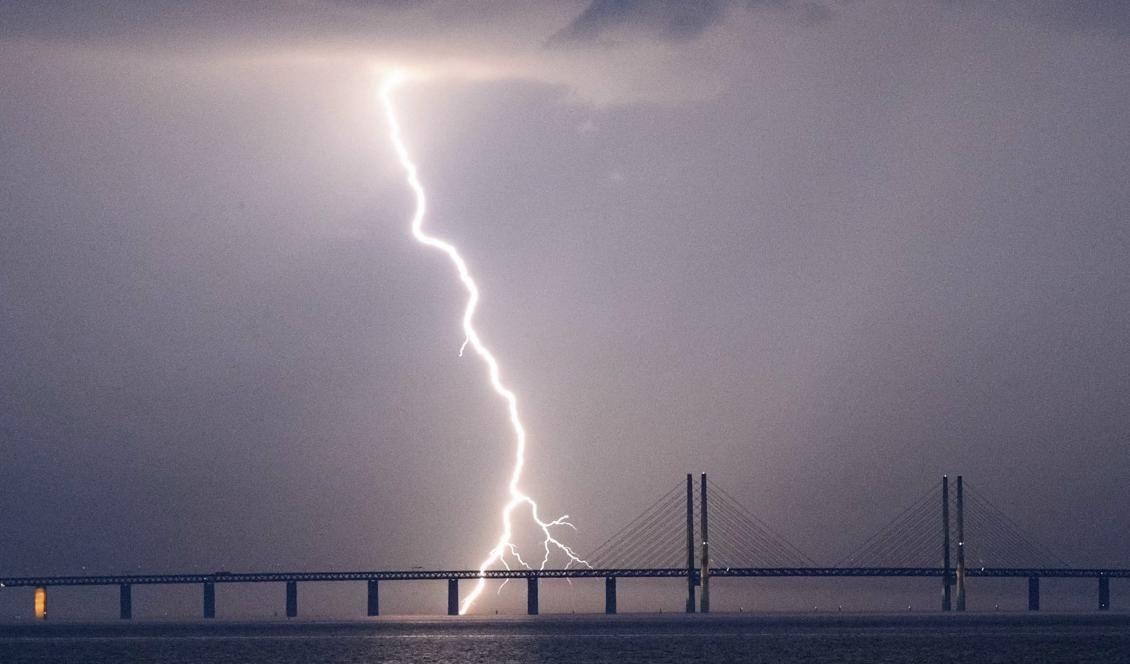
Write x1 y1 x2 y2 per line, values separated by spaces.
3 475 1124 619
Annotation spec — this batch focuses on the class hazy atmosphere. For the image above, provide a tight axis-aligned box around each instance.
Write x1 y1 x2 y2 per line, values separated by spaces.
2 1 1128 619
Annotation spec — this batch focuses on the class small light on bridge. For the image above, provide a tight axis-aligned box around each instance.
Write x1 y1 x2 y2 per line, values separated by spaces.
34 586 46 620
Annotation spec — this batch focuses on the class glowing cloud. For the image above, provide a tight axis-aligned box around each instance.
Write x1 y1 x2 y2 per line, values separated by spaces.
380 72 588 614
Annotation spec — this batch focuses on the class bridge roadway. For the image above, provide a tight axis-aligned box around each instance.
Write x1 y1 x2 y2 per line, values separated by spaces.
4 567 1124 618
3 567 1130 587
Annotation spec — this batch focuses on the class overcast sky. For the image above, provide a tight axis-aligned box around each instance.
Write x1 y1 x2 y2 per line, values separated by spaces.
2 1 1129 618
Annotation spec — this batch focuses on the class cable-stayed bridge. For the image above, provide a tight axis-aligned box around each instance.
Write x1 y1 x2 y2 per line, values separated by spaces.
2 475 1124 619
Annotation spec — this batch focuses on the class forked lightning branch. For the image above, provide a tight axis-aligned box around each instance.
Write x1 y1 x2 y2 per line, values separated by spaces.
379 72 589 614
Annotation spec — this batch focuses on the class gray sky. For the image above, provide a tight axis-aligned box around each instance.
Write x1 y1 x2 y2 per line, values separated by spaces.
2 0 1129 618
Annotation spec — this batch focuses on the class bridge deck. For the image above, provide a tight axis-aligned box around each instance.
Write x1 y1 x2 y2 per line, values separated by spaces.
3 567 1128 587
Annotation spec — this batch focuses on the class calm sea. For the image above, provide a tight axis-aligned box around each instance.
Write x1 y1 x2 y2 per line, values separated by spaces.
2 614 1129 663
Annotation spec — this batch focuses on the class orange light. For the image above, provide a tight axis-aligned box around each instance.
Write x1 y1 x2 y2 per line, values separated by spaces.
34 586 46 620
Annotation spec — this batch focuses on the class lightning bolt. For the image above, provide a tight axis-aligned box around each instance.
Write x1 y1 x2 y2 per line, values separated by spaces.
380 72 589 614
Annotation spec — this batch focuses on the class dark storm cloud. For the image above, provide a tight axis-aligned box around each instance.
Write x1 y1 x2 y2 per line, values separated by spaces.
1026 0 1130 35
941 0 1130 36
0 0 748 105
0 1 271 43
0 1 555 54
551 0 729 42
551 0 831 44
745 0 833 26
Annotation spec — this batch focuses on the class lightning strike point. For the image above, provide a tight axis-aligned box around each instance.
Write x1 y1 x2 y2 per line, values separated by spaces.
380 74 589 614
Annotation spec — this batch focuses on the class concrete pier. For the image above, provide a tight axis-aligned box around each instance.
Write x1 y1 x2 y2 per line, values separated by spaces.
447 579 459 616
367 579 380 616
1027 576 1040 611
203 582 216 619
119 583 132 620
285 581 297 618
1099 575 1110 611
604 577 617 614
526 576 539 615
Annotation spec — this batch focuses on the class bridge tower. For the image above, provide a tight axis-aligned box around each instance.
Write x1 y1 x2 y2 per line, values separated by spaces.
685 473 696 613
942 475 951 611
700 472 710 614
955 475 966 611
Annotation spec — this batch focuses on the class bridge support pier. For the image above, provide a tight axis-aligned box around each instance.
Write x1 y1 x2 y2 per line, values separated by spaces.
526 577 539 615
1027 576 1040 611
605 577 617 614
367 580 380 616
34 586 46 621
285 581 298 618
447 579 459 616
1099 576 1110 611
203 582 215 619
119 583 132 620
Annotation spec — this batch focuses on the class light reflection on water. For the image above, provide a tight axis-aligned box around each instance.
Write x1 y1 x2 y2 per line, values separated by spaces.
2 614 1129 663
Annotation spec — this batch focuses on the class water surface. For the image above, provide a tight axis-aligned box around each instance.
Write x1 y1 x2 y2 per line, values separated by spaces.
3 613 1129 663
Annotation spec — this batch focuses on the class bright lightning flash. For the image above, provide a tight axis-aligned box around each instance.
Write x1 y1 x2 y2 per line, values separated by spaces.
380 72 589 614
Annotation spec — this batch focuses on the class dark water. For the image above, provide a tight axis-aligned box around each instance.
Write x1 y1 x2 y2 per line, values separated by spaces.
3 614 1129 663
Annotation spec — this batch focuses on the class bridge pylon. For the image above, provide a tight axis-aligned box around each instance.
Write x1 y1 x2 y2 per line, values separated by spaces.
942 475 952 611
956 476 966 611
700 472 710 614
685 473 696 613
